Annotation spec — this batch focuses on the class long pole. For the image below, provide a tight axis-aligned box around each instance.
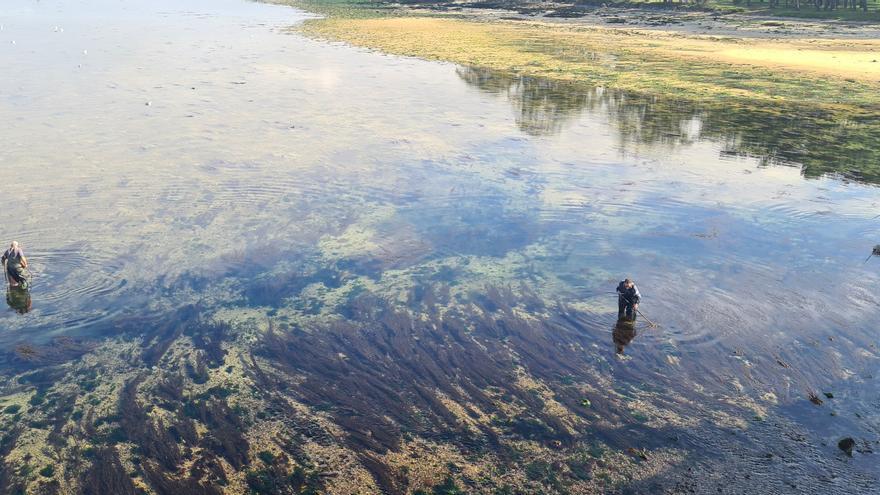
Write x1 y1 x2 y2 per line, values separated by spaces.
632 305 657 327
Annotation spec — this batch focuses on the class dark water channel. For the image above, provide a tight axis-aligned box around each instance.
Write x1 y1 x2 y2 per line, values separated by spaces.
0 0 878 493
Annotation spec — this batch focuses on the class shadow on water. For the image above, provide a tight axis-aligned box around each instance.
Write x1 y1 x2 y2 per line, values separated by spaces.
5 288 31 315
456 66 880 185
612 319 636 355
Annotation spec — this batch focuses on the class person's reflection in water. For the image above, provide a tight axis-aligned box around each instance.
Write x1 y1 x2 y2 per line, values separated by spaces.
6 287 32 314
613 319 637 355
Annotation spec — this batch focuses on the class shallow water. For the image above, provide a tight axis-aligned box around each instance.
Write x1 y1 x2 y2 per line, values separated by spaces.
0 0 879 492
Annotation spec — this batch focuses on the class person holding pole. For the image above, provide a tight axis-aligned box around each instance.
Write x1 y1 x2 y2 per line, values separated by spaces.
616 278 640 321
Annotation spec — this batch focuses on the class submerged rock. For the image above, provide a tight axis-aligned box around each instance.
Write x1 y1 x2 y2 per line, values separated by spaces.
627 447 649 461
838 438 855 457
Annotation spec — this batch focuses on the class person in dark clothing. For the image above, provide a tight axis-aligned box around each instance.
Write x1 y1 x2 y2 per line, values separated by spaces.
616 278 640 321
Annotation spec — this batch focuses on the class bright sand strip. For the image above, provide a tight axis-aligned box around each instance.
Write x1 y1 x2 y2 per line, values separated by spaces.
714 44 880 79
299 16 880 107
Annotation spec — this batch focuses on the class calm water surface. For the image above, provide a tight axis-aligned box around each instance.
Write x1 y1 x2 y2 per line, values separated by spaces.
1 0 878 492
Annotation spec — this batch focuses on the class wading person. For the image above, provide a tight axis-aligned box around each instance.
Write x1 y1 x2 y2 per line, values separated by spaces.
616 278 640 321
2 241 29 290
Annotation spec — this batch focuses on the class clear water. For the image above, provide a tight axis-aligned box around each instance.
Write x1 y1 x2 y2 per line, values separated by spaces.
1 0 878 492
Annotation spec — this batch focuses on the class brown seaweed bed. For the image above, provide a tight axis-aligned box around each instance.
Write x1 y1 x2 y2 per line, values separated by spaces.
0 277 876 494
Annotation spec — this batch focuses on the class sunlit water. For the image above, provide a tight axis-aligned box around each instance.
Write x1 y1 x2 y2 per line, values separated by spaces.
1 0 879 491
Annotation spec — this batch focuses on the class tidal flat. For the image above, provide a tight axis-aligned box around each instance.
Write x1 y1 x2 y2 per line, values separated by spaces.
294 2 880 107
0 0 878 493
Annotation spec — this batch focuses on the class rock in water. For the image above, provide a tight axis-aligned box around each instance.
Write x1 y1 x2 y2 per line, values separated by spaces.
838 437 855 457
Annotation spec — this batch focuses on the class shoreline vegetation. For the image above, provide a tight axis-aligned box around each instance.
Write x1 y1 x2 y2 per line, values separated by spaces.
291 1 880 109
286 0 880 184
